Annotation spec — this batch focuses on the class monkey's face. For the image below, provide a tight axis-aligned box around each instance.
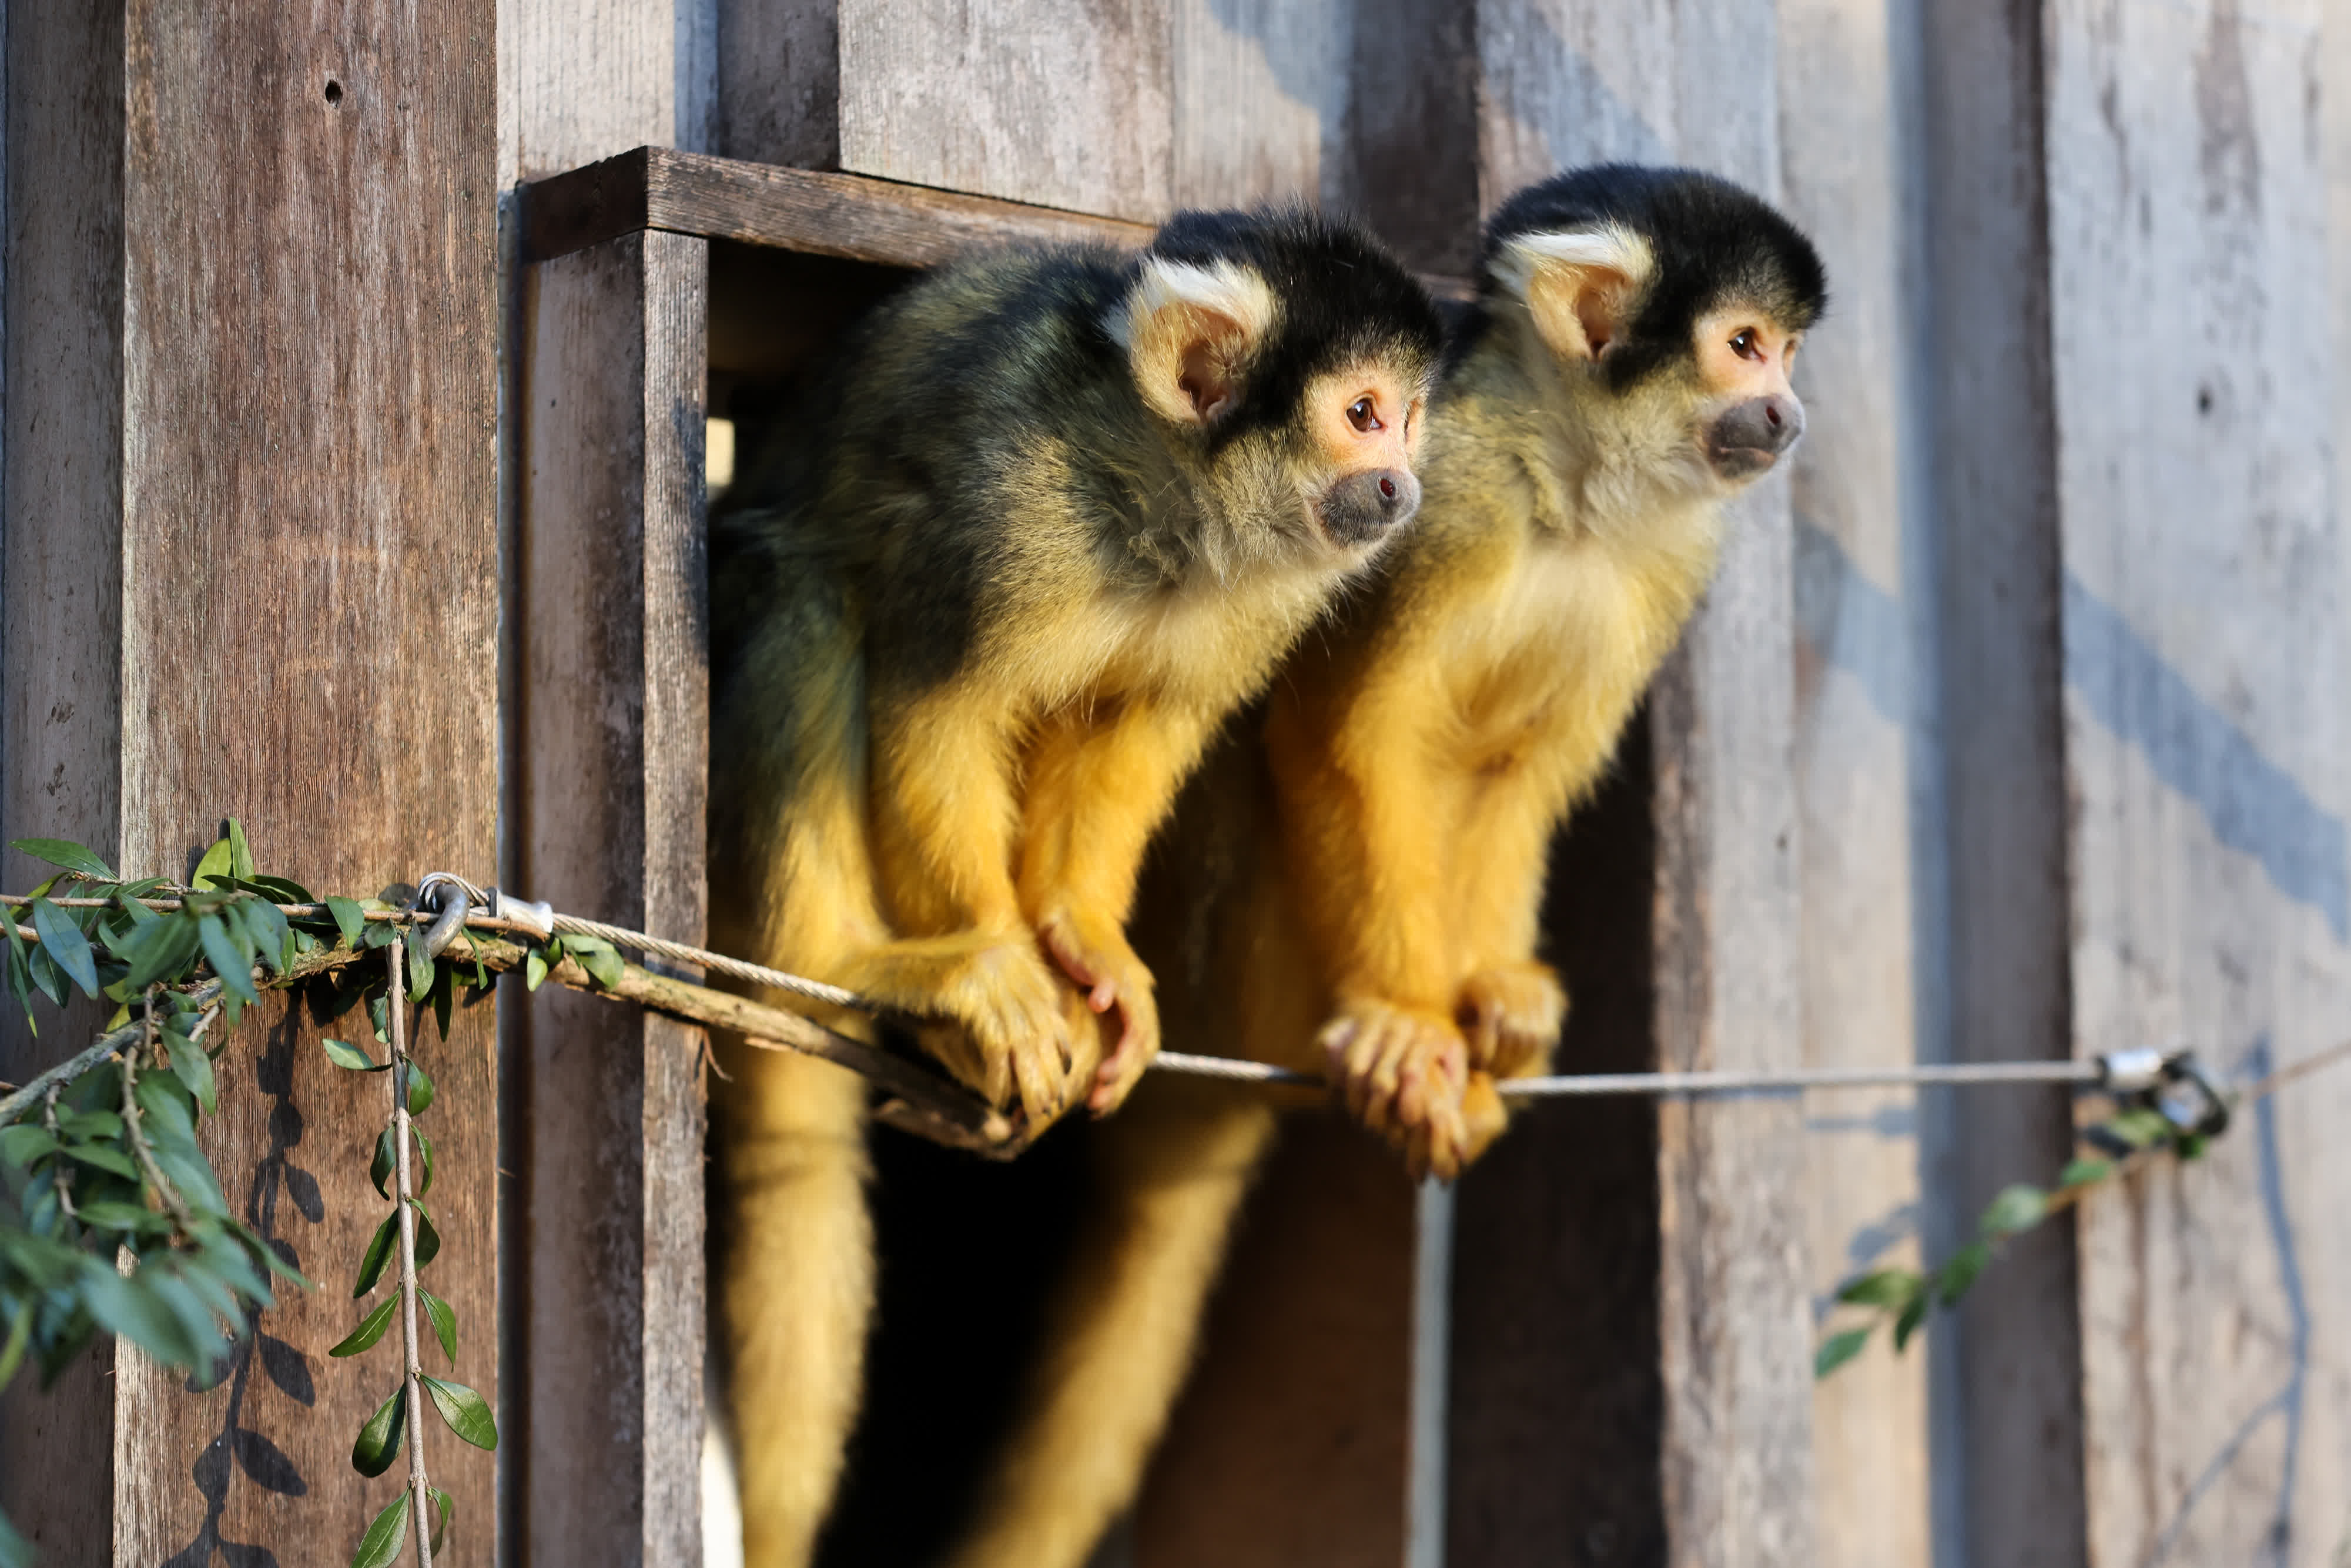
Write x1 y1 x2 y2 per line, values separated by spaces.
1294 363 1428 548
1688 306 1806 483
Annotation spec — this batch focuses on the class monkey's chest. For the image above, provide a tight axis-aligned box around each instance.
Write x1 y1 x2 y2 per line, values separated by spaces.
1448 556 1663 780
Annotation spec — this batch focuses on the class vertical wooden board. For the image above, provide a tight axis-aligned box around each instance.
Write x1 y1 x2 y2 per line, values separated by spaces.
517 229 709 1567
503 0 714 180
1335 0 1480 275
1446 742 1666 1568
0 4 127 1557
1912 0 2084 1561
716 0 840 167
104 1 500 1563
1776 1 1933 1563
2046 2 2351 1563
1470 6 1819 1564
836 0 1174 222
1131 1115 1415 1568
1167 0 1347 211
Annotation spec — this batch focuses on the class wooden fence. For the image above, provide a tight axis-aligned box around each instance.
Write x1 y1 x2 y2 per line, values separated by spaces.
5 2 2351 1565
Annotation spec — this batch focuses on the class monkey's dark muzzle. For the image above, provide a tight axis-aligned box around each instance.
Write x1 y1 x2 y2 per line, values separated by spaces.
1706 395 1805 480
1318 467 1422 547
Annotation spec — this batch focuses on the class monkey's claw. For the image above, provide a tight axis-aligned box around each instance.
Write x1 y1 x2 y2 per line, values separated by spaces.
1318 998 1471 1181
842 935 1080 1122
1037 912 1162 1114
1457 960 1566 1079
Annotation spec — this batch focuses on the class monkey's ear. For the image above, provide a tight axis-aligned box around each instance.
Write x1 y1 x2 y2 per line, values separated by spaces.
1495 226 1653 363
1113 257 1279 427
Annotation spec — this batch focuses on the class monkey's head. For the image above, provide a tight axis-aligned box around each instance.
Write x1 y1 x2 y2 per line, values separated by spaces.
1110 209 1445 562
1477 166 1827 508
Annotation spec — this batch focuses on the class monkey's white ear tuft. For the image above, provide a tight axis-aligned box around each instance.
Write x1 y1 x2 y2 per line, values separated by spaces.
1113 257 1279 427
1494 225 1653 363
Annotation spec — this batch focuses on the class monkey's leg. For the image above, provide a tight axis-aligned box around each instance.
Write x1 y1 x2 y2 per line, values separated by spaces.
862 683 1076 1119
1268 684 1476 1178
718 1044 874 1568
943 1080 1280 1568
1016 698 1221 1113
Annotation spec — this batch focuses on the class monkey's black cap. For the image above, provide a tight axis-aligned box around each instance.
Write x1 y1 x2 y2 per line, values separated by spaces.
1144 207 1445 446
1481 166 1827 387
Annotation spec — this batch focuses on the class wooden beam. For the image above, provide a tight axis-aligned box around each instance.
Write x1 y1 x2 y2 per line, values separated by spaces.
522 146 1153 266
516 227 711 1567
3 2 501 1562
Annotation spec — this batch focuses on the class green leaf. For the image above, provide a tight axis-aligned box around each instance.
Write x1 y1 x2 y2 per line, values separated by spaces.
2101 1107 2174 1150
61 1142 140 1181
225 819 255 882
81 1261 205 1369
410 1201 441 1271
0 1497 30 1568
524 946 548 992
76 1200 173 1238
362 919 399 950
24 942 64 1007
325 896 366 949
121 912 200 991
428 1485 451 1554
403 1061 435 1118
353 1211 399 1298
567 934 625 990
192 836 235 892
420 1286 457 1362
330 1294 400 1358
168 1033 218 1115
431 969 454 1040
404 926 433 1001
1 903 35 1028
1814 1326 1871 1379
196 914 257 1005
239 873 316 905
1891 1292 1931 1352
322 1038 387 1073
351 1386 408 1478
413 1128 434 1197
10 837 115 881
350 1491 410 1568
0 1298 34 1389
59 1108 122 1140
30 896 101 998
1834 1268 1923 1310
2176 1132 2209 1161
371 1128 397 1200
420 1374 498 1450
1936 1240 1993 1305
0 1124 59 1169
1978 1183 2048 1238
236 897 290 976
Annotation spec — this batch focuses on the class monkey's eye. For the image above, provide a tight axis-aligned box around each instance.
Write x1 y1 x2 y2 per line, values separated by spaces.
1347 396 1382 433
1730 329 1763 362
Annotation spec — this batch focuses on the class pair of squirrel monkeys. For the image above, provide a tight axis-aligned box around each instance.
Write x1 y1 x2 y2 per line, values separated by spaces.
708 165 1828 1568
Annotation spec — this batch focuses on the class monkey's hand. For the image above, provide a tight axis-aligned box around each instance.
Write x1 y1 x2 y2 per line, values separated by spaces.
841 934 1079 1121
1318 998 1472 1182
1456 961 1566 1080
1036 907 1161 1115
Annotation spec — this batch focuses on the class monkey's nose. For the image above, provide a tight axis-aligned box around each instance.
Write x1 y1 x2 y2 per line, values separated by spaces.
1318 467 1421 546
1706 395 1806 478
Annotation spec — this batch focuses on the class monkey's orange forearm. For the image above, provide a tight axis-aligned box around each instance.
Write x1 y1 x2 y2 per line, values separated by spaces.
869 684 1026 937
1017 698 1219 930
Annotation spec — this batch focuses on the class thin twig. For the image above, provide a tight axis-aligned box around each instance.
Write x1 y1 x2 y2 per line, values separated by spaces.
41 1085 76 1222
120 993 196 1232
386 942 434 1568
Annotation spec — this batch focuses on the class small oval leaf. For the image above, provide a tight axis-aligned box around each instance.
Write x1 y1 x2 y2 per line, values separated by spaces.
350 1490 411 1568
1814 1326 1871 1379
353 1211 398 1299
10 837 116 881
29 896 100 998
420 1374 498 1450
324 896 365 950
418 1286 457 1363
403 1061 434 1118
350 1386 407 1478
321 1038 386 1073
330 1294 401 1359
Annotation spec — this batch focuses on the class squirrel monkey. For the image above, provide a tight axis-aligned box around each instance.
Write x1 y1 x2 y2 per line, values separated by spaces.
708 211 1443 1568
940 166 1827 1568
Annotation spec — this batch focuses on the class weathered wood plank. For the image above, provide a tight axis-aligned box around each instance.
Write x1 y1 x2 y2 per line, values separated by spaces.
1467 8 1818 1565
524 146 1153 266
0 3 128 1552
1913 1 2085 1562
517 227 711 1567
1132 1116 1415 1568
1777 1 1934 1563
1166 0 1347 211
2045 3 2351 1563
836 0 1175 222
94 3 500 1562
503 0 714 180
716 0 840 169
